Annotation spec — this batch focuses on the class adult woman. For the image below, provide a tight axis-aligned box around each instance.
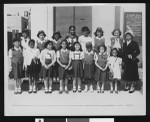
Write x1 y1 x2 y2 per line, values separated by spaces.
122 31 140 93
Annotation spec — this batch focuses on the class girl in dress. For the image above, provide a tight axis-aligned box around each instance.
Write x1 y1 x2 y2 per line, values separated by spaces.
35 30 47 83
108 48 122 94
70 42 84 92
78 26 94 53
83 42 95 92
93 27 105 53
109 29 123 57
9 38 23 94
94 45 108 93
25 39 40 93
57 39 71 94
21 30 30 80
65 26 78 51
40 41 56 93
122 31 140 93
51 31 62 83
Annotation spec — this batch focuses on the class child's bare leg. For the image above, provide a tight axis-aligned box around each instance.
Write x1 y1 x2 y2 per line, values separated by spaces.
90 79 93 92
73 78 76 92
77 78 81 92
18 78 22 93
97 81 100 93
59 79 63 91
110 81 113 93
115 80 118 93
49 78 52 93
14 79 18 94
64 78 69 93
28 77 32 93
101 81 104 93
44 77 48 93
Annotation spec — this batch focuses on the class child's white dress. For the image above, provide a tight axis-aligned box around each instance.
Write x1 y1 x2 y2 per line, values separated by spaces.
108 56 122 79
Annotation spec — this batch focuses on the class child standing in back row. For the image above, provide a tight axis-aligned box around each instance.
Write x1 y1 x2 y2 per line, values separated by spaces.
78 26 94 53
83 42 95 92
93 27 105 53
40 41 56 93
9 38 24 94
70 42 84 92
94 45 108 93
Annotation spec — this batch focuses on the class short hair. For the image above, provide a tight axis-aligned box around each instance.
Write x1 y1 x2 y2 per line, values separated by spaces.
112 29 122 36
52 31 62 40
69 25 76 30
97 44 107 53
37 30 46 38
81 26 90 34
44 40 53 48
12 38 20 43
73 41 82 51
86 42 92 49
22 30 29 36
28 39 35 45
94 27 104 37
59 39 69 50
124 32 134 40
110 48 118 56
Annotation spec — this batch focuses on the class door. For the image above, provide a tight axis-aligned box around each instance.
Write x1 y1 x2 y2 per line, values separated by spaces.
54 6 92 38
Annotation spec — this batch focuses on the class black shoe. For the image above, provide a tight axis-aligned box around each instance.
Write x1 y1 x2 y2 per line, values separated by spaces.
101 90 104 93
28 91 32 94
73 89 76 93
125 87 130 91
59 90 63 94
65 90 69 94
78 89 81 93
110 90 113 93
129 90 135 93
33 91 37 93
115 90 118 94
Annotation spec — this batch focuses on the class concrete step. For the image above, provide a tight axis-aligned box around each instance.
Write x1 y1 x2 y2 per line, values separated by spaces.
8 79 142 91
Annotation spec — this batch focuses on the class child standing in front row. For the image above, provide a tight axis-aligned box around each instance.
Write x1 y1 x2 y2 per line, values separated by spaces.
40 41 56 93
108 48 122 94
83 42 95 92
94 45 108 93
9 38 24 94
25 39 40 93
70 42 84 92
57 40 71 94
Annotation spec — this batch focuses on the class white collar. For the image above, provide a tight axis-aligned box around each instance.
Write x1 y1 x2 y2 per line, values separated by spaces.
99 52 106 55
14 46 21 51
37 39 46 43
96 36 103 39
127 40 131 45
61 48 68 52
85 50 93 54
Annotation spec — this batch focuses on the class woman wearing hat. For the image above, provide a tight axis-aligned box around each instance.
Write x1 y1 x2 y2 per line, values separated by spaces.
122 31 140 93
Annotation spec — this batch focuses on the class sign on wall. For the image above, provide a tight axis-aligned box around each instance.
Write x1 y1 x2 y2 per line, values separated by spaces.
124 12 142 46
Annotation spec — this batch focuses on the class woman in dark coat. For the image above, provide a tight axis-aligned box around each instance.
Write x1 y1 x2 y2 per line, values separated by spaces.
122 31 140 93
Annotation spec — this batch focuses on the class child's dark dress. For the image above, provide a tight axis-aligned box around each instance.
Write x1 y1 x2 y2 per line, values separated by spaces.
71 51 83 78
95 53 108 81
52 39 62 78
65 34 78 51
10 47 23 79
84 51 95 79
37 40 46 78
58 49 70 79
94 37 105 53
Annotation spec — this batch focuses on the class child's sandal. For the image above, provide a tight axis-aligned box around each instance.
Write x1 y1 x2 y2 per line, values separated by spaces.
115 90 118 94
49 89 52 93
59 90 63 94
73 88 76 93
78 88 81 93
18 88 22 94
101 90 104 93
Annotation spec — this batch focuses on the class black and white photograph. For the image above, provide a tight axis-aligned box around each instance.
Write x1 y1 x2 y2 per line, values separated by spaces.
4 3 146 116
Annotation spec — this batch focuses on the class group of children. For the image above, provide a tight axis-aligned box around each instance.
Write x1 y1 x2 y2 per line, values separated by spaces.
9 25 140 94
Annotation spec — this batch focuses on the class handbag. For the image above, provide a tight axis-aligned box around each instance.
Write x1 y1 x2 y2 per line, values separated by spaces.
9 69 14 79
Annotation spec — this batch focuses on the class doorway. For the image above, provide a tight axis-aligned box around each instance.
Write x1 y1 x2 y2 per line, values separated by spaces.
54 6 92 38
